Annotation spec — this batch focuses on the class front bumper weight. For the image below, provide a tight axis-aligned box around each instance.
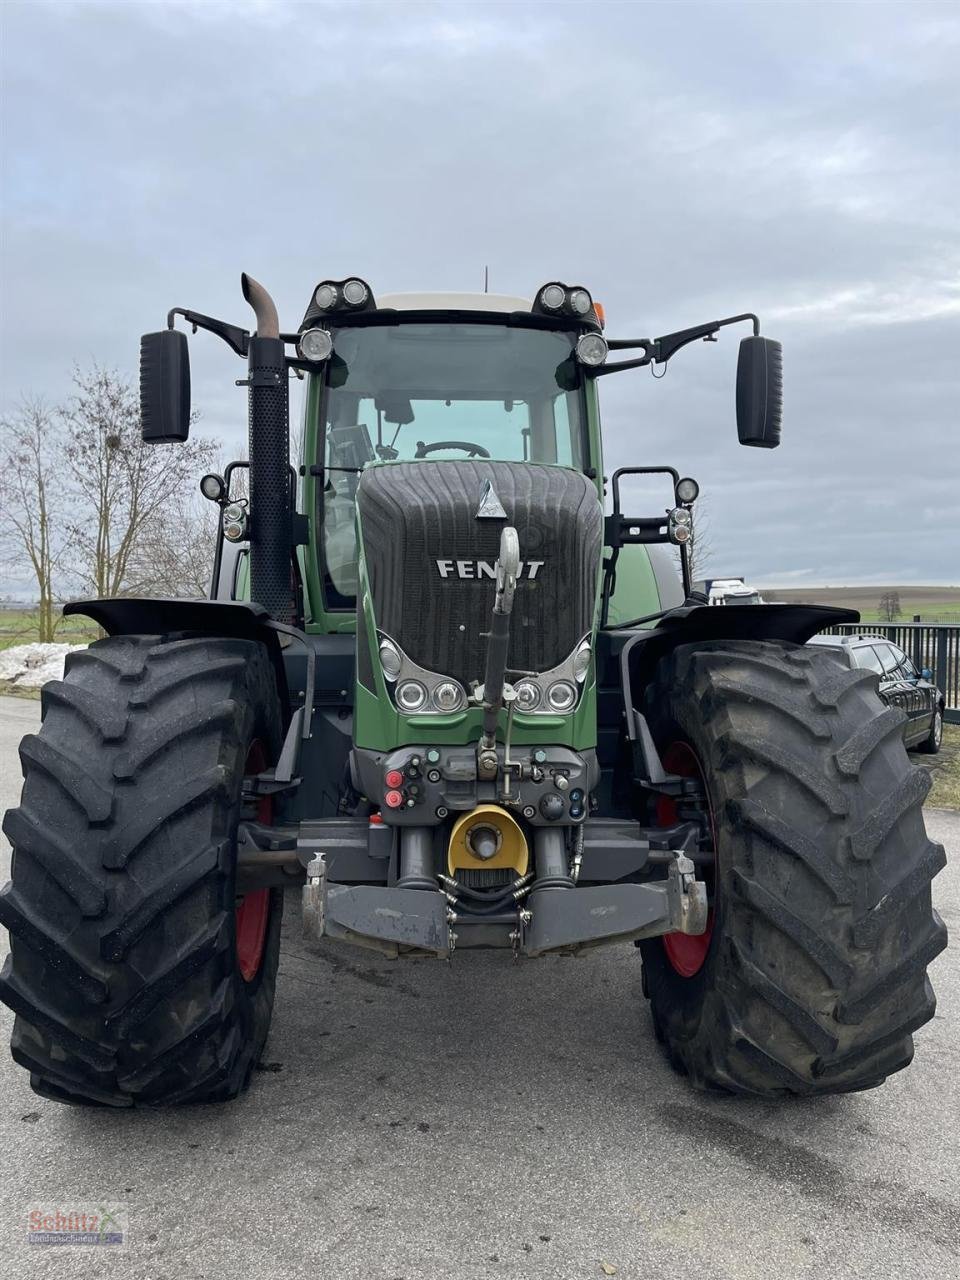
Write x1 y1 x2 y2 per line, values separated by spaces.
302 852 707 959
521 852 708 956
303 856 452 959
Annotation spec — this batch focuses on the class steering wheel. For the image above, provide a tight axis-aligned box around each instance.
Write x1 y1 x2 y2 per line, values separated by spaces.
414 440 491 459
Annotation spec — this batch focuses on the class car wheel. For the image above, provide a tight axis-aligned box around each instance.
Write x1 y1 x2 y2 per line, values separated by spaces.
918 706 944 756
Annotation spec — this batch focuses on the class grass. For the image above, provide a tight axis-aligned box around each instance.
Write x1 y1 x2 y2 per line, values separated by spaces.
0 608 99 651
923 724 960 810
765 585 960 624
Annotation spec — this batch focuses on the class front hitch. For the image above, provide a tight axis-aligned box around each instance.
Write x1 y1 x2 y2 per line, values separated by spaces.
476 526 520 778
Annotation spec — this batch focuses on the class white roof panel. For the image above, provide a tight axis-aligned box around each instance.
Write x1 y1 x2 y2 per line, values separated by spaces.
376 292 532 314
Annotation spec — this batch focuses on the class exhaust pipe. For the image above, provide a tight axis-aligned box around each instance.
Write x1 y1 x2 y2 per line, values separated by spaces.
240 273 292 623
241 272 280 339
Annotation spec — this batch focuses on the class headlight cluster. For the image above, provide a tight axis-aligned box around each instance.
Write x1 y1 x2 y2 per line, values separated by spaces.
221 501 248 542
668 507 693 545
534 282 598 320
312 277 373 313
394 678 467 715
511 639 591 717
379 636 468 716
377 635 591 719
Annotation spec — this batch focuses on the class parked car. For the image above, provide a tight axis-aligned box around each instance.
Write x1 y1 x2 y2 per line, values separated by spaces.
809 634 944 753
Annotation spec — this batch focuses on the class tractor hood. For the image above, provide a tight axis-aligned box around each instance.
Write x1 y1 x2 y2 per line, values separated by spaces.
356 460 603 690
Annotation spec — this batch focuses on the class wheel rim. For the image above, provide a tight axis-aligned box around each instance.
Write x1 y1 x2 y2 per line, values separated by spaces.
237 741 272 983
655 740 715 978
934 713 942 747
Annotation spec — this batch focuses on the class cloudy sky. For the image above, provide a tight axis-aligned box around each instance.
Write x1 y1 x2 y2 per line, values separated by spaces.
2 0 958 586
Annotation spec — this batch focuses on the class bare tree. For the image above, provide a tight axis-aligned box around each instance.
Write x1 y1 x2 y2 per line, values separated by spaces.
0 399 66 641
59 366 218 599
684 493 714 584
878 591 902 622
126 489 220 599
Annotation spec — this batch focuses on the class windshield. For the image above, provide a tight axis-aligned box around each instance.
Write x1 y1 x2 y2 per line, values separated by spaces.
319 322 588 606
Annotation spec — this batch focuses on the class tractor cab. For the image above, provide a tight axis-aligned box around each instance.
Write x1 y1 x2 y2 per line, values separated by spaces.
307 289 598 610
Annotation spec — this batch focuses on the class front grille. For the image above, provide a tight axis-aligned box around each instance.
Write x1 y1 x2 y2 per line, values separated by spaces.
357 461 602 685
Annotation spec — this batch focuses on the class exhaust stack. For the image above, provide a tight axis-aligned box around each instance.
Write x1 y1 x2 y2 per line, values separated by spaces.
240 273 292 623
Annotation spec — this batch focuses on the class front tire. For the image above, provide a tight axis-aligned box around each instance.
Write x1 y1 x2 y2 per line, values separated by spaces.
0 634 284 1107
639 640 947 1096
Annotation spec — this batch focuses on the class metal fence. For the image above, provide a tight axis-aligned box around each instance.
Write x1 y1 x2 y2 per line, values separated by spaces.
822 620 960 724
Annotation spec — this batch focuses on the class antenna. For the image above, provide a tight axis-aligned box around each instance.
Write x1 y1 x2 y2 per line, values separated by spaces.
484 265 489 294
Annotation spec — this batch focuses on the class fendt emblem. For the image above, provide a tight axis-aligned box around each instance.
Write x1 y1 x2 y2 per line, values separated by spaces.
436 559 544 580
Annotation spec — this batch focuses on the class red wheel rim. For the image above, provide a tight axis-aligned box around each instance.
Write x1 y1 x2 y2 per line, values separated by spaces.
236 741 272 983
656 741 715 978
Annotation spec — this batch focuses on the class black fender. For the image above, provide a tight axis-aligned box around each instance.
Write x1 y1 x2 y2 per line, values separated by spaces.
616 604 859 735
63 596 291 713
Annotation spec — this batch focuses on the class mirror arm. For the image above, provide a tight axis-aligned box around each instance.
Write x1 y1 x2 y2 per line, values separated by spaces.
167 308 250 358
593 313 761 377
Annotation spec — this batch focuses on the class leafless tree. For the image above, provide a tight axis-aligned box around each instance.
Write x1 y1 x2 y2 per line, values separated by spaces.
683 493 714 584
878 591 902 622
125 489 220 599
0 399 66 641
59 366 218 599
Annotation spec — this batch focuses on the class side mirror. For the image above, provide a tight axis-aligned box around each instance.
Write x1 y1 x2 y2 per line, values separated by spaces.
921 667 933 682
736 336 782 449
140 330 191 442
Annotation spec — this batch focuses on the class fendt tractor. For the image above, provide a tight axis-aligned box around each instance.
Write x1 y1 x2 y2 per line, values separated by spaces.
1 275 946 1107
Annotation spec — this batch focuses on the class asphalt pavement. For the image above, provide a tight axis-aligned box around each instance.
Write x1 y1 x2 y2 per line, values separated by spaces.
0 693 957 1279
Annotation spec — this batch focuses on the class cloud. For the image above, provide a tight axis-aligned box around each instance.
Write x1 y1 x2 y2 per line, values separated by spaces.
1 0 958 586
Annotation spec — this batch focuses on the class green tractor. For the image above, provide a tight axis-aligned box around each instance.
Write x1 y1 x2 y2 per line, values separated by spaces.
1 274 945 1106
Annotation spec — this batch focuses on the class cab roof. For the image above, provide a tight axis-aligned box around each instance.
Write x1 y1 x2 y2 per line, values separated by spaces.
376 292 533 314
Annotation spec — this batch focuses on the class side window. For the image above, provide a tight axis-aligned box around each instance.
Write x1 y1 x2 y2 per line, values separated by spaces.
891 646 917 679
873 644 900 675
855 646 885 675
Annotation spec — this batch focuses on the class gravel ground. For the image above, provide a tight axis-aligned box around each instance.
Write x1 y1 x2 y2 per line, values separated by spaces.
0 694 957 1279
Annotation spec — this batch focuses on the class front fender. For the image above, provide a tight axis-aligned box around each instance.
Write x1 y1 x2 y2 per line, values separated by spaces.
63 596 290 710
616 604 859 729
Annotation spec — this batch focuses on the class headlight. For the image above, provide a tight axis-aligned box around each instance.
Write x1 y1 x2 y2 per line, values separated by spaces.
540 283 566 311
572 641 592 682
568 288 592 316
314 283 338 310
396 680 427 712
676 476 699 504
200 472 225 502
576 333 608 367
514 679 542 712
222 502 247 542
343 278 369 306
546 680 577 713
378 638 402 680
433 680 465 713
299 328 333 362
668 508 692 544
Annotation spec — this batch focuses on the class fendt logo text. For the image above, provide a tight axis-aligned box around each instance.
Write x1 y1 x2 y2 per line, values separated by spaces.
436 559 544 581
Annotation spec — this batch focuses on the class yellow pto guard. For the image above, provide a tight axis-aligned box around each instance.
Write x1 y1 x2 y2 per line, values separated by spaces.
447 805 529 876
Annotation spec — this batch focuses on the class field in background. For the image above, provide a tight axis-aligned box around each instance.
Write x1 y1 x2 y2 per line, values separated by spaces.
0 608 98 650
764 584 960 623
